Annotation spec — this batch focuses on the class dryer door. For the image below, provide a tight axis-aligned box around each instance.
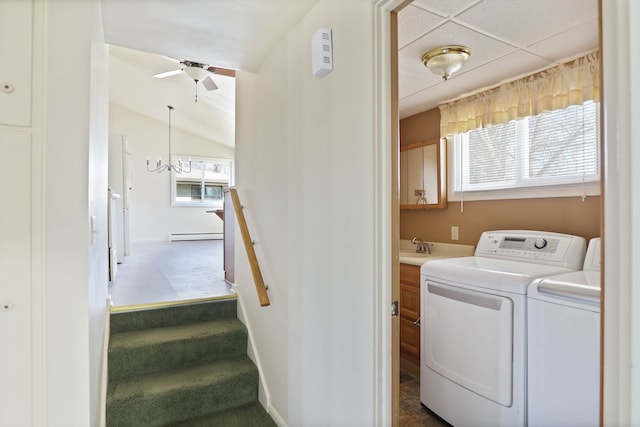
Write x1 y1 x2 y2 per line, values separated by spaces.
424 281 514 406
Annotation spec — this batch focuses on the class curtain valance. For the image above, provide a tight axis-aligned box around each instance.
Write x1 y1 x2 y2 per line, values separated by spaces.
439 52 600 136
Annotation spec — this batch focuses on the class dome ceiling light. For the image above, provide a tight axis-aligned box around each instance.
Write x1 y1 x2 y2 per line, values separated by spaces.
422 45 471 81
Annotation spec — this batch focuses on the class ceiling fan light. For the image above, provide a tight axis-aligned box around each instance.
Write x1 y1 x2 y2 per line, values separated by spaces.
183 65 209 82
422 45 471 80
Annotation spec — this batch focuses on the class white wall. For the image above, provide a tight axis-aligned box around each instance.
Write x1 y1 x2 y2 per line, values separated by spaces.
109 104 234 243
235 0 392 425
87 5 110 426
0 1 109 425
42 0 110 425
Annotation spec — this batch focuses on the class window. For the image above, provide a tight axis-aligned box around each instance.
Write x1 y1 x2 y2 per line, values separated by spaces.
452 101 600 195
171 156 233 207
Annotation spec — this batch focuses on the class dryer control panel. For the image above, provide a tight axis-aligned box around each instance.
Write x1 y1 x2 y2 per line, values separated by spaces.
475 230 586 269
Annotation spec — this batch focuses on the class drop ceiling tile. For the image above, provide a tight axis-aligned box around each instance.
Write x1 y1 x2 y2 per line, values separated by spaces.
399 69 440 100
399 21 516 78
400 82 473 119
455 0 598 47
527 19 599 62
411 0 481 17
397 5 447 48
448 50 553 97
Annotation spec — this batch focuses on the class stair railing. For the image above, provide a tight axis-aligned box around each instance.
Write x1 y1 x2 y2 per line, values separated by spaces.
228 188 271 307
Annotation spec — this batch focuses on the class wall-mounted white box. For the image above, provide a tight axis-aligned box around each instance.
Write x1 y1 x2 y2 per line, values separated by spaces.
311 27 333 78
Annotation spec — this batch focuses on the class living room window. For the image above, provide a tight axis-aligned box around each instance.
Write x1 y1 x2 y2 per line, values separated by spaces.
171 156 233 207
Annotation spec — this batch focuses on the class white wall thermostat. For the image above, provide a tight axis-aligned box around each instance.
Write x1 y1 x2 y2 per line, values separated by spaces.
311 27 333 78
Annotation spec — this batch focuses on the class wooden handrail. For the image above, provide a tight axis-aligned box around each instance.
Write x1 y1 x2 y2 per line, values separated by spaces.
229 188 271 307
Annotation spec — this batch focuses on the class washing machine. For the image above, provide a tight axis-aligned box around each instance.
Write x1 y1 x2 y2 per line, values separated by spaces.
527 237 601 427
420 230 586 427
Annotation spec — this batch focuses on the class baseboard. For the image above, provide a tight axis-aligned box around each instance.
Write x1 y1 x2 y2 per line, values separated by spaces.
169 232 223 241
235 291 281 424
267 404 287 427
99 296 112 427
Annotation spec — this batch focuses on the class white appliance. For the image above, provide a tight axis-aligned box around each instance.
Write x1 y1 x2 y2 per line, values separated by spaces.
420 230 586 427
527 237 601 427
108 188 121 282
108 134 132 263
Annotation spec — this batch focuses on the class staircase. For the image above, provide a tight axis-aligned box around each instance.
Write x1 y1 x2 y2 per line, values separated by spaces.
106 298 276 426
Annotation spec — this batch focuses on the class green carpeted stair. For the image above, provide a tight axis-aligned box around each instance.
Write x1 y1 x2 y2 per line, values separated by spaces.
106 298 276 427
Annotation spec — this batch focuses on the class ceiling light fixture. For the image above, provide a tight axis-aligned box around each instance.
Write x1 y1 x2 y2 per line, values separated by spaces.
422 45 471 80
146 105 192 174
182 62 215 102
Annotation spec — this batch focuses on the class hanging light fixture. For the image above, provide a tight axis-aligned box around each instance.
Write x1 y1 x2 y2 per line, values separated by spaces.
422 45 471 80
147 105 192 174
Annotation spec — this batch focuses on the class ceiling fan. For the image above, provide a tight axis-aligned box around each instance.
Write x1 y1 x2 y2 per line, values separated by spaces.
154 60 235 102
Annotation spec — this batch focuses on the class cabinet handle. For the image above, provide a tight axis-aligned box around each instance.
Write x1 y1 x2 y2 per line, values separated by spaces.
413 318 421 327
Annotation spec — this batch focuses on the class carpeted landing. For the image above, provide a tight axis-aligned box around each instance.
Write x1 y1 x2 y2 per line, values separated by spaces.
106 298 276 426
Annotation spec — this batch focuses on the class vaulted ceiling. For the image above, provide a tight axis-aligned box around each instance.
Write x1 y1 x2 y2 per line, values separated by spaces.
102 0 598 145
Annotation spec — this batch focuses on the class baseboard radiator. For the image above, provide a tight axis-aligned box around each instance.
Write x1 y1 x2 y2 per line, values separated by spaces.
169 232 223 241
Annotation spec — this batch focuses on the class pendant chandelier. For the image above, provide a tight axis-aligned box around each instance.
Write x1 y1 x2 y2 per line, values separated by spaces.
146 105 192 174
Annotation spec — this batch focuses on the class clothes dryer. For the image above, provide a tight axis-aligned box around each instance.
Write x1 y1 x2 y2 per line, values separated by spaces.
420 230 586 427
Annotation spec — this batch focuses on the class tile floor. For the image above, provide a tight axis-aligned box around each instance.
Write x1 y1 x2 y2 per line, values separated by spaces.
108 240 447 425
108 240 234 308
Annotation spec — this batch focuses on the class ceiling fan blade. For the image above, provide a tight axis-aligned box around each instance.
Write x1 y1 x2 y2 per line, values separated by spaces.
205 66 236 78
154 69 183 79
201 75 218 91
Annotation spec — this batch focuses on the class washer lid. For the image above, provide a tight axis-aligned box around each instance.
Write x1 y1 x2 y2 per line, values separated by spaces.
529 270 601 304
422 256 577 294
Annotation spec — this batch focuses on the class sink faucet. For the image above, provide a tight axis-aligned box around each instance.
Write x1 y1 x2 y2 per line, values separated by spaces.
411 236 430 254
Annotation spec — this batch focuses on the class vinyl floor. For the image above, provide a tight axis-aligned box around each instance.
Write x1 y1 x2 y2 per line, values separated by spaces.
400 371 451 427
108 240 234 308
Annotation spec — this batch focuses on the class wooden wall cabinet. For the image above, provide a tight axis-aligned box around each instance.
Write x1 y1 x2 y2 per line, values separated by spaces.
399 263 421 366
400 138 447 210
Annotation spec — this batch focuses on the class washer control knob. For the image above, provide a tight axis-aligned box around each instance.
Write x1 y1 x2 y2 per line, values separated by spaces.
534 238 547 249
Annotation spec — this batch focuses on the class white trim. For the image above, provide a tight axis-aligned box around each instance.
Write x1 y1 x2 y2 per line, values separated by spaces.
99 297 112 427
372 1 399 425
602 0 640 424
266 404 287 427
232 285 276 425
447 132 601 202
168 232 223 241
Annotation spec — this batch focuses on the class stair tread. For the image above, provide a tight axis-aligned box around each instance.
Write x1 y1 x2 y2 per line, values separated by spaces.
107 356 257 403
168 401 277 427
110 299 237 333
109 318 245 350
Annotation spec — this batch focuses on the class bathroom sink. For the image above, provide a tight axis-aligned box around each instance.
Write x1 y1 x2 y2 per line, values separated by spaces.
399 250 431 258
399 250 433 265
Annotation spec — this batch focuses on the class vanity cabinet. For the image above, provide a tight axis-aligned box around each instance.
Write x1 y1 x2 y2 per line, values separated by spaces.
399 263 421 365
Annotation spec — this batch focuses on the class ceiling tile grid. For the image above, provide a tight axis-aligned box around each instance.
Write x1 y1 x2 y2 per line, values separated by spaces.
397 0 599 118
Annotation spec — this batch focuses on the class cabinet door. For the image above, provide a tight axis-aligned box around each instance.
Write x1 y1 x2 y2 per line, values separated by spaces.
399 263 420 286
400 316 420 361
400 283 420 320
0 0 32 126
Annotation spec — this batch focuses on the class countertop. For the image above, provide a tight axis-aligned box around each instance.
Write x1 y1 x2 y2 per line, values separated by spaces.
399 240 475 266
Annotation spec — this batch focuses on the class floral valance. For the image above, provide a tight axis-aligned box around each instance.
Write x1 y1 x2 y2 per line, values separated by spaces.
439 52 600 135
